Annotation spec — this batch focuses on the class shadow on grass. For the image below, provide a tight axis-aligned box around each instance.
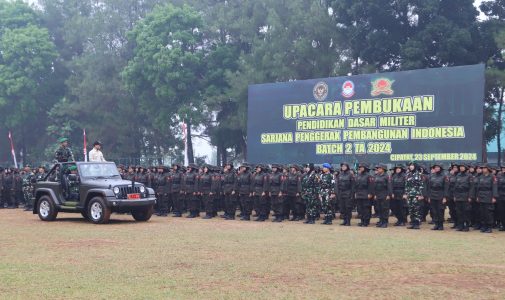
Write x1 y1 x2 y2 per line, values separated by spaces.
54 217 138 225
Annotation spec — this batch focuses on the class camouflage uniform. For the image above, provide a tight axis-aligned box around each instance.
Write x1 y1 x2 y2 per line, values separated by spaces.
405 167 426 229
22 171 35 210
54 146 74 162
302 170 319 224
319 172 335 224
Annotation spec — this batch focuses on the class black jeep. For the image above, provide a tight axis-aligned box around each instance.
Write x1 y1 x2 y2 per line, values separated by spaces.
33 161 157 224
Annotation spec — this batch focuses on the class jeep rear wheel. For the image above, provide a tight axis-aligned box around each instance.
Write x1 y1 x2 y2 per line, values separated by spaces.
132 205 154 222
87 197 111 224
38 196 58 221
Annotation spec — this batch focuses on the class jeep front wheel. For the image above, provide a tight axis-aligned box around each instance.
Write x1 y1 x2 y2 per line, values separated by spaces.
132 205 154 222
37 196 58 221
87 197 111 224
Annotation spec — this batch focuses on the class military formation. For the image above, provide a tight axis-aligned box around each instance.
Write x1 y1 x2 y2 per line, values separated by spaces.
113 161 505 233
0 165 46 211
3 134 504 234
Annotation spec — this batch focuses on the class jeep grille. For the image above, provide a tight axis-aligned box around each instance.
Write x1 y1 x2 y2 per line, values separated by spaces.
116 185 141 199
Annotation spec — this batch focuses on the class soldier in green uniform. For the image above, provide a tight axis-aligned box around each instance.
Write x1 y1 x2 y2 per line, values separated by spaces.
54 138 74 162
319 163 336 225
302 163 319 224
22 165 35 211
405 162 426 229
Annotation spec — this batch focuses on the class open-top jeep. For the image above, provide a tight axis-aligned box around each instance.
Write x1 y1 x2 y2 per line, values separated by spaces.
33 161 157 224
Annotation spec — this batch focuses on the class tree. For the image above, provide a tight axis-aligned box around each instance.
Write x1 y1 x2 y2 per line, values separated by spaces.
123 4 208 163
0 1 58 164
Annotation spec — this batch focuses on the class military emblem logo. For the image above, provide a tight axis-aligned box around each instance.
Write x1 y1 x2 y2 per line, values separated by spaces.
371 78 395 97
313 81 329 101
341 80 355 98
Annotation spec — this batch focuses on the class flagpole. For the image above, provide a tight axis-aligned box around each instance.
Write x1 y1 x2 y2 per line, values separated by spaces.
8 131 18 168
182 121 189 166
83 129 88 162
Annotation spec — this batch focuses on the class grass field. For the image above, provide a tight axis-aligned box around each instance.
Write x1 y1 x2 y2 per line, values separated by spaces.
1 210 505 299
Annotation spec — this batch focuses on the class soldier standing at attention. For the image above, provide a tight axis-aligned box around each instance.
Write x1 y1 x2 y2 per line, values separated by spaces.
169 164 183 217
354 163 373 227
496 165 505 231
302 163 318 224
318 163 335 225
391 164 407 226
269 164 285 222
285 165 303 221
335 162 354 226
453 164 473 232
405 162 426 230
155 166 169 217
447 163 459 227
470 164 482 229
222 163 237 220
0 167 3 208
54 138 74 162
475 164 498 233
236 164 253 221
211 166 222 217
372 164 392 228
198 165 214 219
184 164 199 218
22 165 35 211
427 163 449 230
251 165 270 222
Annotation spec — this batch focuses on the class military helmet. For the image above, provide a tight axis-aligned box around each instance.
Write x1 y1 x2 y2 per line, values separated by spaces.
58 137 68 143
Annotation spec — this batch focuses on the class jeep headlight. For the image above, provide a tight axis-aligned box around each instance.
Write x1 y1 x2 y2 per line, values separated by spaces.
139 186 146 193
113 186 120 194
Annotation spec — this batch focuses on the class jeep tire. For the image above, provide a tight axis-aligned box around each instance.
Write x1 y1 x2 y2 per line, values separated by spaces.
37 195 58 221
131 205 154 222
87 197 111 224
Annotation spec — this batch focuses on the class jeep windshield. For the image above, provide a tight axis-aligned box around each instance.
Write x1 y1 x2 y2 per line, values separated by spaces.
78 163 121 179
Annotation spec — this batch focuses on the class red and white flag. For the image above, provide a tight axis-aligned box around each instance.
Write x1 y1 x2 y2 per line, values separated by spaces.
8 131 18 168
83 129 88 162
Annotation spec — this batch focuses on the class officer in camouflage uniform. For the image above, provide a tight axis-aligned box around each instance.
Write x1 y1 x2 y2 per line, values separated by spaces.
22 165 35 211
318 163 335 225
405 162 426 229
54 138 74 162
302 163 319 224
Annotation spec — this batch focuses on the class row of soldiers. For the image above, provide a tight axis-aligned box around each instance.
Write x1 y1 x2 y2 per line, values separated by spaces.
0 166 47 210
115 161 505 233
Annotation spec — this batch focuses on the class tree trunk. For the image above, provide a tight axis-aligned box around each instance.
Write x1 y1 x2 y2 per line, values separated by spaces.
186 119 194 164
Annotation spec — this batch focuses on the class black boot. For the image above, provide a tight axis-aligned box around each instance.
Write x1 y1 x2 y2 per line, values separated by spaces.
407 221 420 229
379 220 388 228
438 222 444 230
304 217 315 224
202 213 213 219
240 215 250 221
322 216 332 225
